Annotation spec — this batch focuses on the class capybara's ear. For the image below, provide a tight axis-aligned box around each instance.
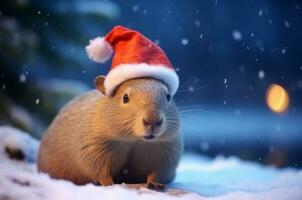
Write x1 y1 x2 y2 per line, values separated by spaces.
94 75 106 94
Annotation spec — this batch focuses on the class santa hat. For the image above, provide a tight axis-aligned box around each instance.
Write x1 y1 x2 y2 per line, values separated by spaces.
86 25 179 96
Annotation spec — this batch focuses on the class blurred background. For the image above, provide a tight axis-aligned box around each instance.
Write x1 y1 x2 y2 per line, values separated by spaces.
0 0 301 168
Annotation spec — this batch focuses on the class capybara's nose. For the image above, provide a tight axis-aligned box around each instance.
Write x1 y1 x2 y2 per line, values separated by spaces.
143 117 163 127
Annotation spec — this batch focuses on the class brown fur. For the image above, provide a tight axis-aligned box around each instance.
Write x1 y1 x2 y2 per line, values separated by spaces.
37 78 182 187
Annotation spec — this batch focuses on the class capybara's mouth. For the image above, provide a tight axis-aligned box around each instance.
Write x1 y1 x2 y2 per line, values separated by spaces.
143 134 156 140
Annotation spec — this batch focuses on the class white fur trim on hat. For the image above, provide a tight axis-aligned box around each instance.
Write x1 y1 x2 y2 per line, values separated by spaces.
104 64 179 96
86 37 113 63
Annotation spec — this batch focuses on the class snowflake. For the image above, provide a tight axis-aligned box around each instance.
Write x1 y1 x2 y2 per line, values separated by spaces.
19 73 26 83
258 70 265 80
234 109 241 116
188 86 194 92
258 9 263 16
181 38 189 46
281 47 286 54
154 39 160 45
200 142 210 152
224 78 228 88
239 65 245 72
232 30 242 41
132 5 139 12
194 19 200 27
35 98 40 105
284 20 291 28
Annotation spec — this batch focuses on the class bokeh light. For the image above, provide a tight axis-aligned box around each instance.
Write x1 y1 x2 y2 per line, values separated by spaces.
266 84 290 113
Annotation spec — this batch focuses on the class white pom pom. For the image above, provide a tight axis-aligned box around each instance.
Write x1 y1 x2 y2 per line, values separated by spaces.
85 37 113 63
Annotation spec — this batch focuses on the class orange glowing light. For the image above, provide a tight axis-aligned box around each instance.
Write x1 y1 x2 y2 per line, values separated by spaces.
266 84 290 113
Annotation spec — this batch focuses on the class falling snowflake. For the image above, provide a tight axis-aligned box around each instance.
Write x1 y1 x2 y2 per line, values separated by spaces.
82 70 86 74
132 5 139 12
188 86 194 92
194 19 200 27
250 33 254 37
276 125 282 132
154 39 160 45
281 47 286 54
143 9 147 15
258 70 265 80
200 142 210 152
232 30 242 41
268 19 273 24
284 20 291 28
200 33 203 39
239 65 245 72
224 78 228 88
258 9 263 16
122 169 128 175
234 109 241 116
181 38 189 46
223 100 227 105
37 11 41 15
35 98 40 105
19 73 26 83
2 84 6 90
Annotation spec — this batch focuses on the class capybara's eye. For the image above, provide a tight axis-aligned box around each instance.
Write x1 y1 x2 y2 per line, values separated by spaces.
167 94 171 102
123 94 129 104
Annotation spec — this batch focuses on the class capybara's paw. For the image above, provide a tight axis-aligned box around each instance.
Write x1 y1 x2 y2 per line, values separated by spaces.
98 177 114 186
147 182 167 192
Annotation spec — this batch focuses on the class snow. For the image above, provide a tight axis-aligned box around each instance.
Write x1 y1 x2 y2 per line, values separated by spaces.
181 38 189 46
282 47 286 54
19 73 27 83
258 70 265 80
258 9 263 17
35 98 40 105
188 86 194 92
223 78 228 88
0 126 39 162
284 20 291 28
132 5 139 12
232 30 242 41
0 126 302 200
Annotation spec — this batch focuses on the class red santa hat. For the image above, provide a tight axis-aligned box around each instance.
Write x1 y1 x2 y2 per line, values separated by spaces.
85 25 179 96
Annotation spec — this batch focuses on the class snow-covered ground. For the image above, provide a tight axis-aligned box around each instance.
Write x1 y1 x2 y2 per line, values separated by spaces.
0 126 301 200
